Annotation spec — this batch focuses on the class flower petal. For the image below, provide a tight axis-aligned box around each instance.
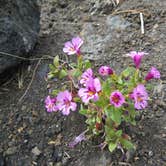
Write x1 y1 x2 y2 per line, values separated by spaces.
132 84 148 110
80 68 93 86
70 102 77 111
68 132 86 148
94 78 101 92
72 37 83 48
64 41 73 48
62 107 70 115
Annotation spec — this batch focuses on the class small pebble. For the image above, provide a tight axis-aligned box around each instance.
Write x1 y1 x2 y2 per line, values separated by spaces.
5 146 17 155
148 151 153 157
31 147 41 156
55 162 62 166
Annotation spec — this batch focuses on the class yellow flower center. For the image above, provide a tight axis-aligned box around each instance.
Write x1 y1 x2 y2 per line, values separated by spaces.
137 96 143 102
69 47 75 52
112 95 120 104
88 91 95 96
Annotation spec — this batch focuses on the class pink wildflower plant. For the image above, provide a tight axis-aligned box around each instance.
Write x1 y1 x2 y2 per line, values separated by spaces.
56 90 77 115
80 68 93 86
127 51 148 69
145 67 160 81
131 84 148 110
98 66 113 76
63 36 83 56
45 35 162 153
110 91 125 108
78 78 101 104
45 96 58 113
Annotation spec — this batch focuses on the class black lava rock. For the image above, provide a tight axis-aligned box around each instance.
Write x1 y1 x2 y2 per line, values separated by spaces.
0 0 40 74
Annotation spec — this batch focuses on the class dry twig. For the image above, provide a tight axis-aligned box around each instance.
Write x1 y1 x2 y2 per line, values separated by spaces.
18 58 42 102
0 51 53 61
111 9 148 16
118 162 132 166
140 12 145 34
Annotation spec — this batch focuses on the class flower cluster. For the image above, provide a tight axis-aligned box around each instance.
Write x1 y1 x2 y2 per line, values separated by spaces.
45 90 77 115
45 37 161 153
79 69 101 104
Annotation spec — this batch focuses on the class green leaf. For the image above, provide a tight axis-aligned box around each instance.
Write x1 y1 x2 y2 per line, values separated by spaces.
95 98 108 108
127 104 135 117
96 116 101 123
77 56 83 69
84 60 91 69
111 108 122 124
49 64 56 71
70 62 77 68
59 69 67 79
108 142 117 152
53 69 60 76
105 126 116 139
47 73 55 79
53 56 59 66
130 119 136 125
86 117 96 126
115 130 122 137
120 139 134 150
104 106 112 118
146 84 153 91
118 77 123 85
122 67 135 77
51 89 59 96
79 109 88 115
93 128 100 135
72 69 82 77
73 97 81 102
102 80 111 96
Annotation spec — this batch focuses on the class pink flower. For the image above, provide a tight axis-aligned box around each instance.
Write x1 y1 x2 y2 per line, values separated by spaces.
63 37 83 56
45 96 58 113
78 78 101 104
68 132 86 148
131 84 148 110
80 68 93 86
56 90 77 115
110 91 125 108
98 66 113 76
145 67 160 81
127 51 148 68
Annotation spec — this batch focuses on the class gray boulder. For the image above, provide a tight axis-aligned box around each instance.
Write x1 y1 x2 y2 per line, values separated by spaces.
0 0 40 74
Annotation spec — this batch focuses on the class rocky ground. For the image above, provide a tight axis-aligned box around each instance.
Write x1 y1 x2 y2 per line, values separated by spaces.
0 0 166 165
